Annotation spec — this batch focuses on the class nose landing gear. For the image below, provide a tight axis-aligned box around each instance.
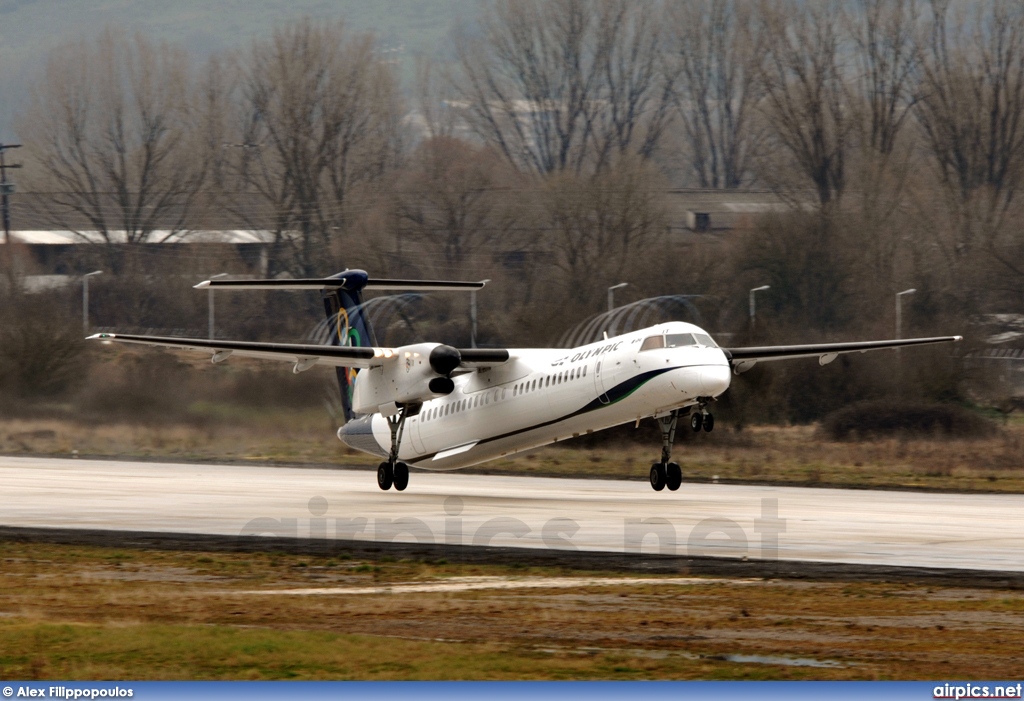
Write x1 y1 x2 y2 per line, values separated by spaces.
690 399 714 432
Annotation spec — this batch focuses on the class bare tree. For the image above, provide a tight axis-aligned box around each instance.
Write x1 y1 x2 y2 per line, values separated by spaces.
848 0 921 156
757 0 850 208
396 137 523 272
542 157 666 306
413 56 459 142
841 0 922 293
666 0 765 188
226 19 403 277
915 0 1024 266
590 0 675 172
454 0 672 176
18 29 206 251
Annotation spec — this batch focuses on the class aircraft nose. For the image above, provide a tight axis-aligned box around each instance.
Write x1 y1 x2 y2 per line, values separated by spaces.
699 364 731 396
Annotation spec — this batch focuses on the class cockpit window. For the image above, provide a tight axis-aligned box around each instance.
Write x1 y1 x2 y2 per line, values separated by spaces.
665 333 696 348
639 335 665 351
693 333 717 347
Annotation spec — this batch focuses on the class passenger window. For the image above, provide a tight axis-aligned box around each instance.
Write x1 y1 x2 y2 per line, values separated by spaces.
665 333 696 348
640 336 665 351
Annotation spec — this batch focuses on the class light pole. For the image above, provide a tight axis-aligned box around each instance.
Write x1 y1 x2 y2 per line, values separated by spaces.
82 270 102 334
608 282 628 313
895 288 916 340
0 143 23 245
470 279 490 349
749 285 770 332
208 273 228 340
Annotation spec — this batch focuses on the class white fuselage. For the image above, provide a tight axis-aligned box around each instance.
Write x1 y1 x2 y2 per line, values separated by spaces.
344 322 731 471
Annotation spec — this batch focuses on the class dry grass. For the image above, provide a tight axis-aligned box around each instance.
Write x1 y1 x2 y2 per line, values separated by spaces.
2 413 1024 492
0 541 1022 680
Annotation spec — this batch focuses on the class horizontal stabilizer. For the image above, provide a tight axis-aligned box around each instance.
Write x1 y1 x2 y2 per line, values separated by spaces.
195 277 486 292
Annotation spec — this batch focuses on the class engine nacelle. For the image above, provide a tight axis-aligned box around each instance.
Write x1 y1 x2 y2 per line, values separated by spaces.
351 342 460 414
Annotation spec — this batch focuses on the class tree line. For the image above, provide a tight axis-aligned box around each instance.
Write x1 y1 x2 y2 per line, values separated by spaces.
3 0 1023 419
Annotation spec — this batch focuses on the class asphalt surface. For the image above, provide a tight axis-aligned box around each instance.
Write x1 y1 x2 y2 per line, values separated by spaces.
2 455 1022 578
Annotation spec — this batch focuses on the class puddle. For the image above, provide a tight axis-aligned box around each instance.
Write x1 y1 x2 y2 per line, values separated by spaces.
80 566 224 583
234 575 756 596
705 653 846 668
534 646 846 668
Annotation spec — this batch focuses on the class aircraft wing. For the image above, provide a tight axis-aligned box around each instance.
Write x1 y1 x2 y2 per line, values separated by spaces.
87 333 512 372
87 333 392 369
724 335 962 373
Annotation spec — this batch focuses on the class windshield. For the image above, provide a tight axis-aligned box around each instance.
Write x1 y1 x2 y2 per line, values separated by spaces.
642 332 719 350
665 333 695 348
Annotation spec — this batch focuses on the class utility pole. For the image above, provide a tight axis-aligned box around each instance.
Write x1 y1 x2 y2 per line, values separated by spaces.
0 143 23 245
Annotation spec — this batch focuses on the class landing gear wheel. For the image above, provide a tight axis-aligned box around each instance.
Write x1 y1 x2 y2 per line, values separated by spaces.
702 413 714 432
690 412 703 432
649 463 667 491
377 461 393 491
393 461 409 491
666 462 682 491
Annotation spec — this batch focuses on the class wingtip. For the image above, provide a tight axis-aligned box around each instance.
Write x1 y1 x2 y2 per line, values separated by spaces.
953 335 964 342
193 280 211 289
86 333 113 341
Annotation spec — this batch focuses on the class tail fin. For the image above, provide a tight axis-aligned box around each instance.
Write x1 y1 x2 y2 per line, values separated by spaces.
196 270 487 422
321 271 375 422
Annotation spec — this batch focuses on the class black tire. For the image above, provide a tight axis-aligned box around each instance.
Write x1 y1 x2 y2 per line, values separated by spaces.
666 462 682 491
649 463 666 491
393 461 409 491
377 461 393 491
702 413 715 432
690 412 703 432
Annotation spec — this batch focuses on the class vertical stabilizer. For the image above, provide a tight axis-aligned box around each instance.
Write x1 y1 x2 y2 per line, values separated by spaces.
320 270 376 422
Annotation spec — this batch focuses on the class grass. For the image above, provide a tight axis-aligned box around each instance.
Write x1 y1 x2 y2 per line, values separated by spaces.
2 411 1024 492
0 541 1022 680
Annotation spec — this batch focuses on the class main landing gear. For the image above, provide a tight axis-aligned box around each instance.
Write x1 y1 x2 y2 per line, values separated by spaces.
377 406 414 491
650 410 682 492
649 401 714 492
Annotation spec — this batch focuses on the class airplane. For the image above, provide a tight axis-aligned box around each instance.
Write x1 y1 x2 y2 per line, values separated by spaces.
88 269 962 492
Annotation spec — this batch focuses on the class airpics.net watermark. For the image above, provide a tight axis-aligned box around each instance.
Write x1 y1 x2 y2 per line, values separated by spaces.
238 496 787 560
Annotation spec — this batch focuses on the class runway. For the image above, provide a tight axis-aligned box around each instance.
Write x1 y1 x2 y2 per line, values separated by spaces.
1 455 1022 573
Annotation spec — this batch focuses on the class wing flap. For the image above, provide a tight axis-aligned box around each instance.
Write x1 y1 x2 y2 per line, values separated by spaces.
87 333 390 369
